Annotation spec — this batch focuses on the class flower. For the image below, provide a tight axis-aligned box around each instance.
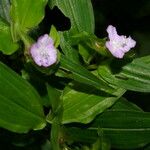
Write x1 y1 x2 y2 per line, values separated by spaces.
106 25 136 58
30 34 57 67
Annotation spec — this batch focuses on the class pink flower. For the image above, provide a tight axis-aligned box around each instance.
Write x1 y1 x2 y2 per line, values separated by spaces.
30 34 57 67
106 25 136 58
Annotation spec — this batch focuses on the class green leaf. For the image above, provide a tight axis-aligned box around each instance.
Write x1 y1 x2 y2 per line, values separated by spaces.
62 86 125 124
65 99 150 149
0 18 18 54
49 0 95 35
49 25 60 48
0 0 11 22
110 97 143 112
91 112 150 149
0 62 46 133
49 0 95 69
60 55 114 93
60 32 80 64
91 138 111 150
79 44 94 64
98 56 150 92
10 0 48 39
71 32 110 56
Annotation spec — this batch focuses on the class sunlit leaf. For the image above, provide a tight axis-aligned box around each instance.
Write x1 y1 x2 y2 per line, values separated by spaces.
62 86 125 124
49 25 60 48
0 18 18 54
10 0 48 40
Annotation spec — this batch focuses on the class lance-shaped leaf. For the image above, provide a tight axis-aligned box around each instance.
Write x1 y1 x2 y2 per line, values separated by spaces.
60 55 114 93
0 62 46 133
49 0 95 35
98 56 150 92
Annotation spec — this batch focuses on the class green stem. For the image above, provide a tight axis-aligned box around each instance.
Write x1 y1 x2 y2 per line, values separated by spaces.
50 96 63 150
51 117 61 150
18 31 32 50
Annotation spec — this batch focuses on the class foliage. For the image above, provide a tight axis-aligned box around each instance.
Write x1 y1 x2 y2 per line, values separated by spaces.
0 0 150 149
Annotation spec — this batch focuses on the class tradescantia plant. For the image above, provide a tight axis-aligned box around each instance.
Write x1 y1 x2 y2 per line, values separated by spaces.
0 0 150 149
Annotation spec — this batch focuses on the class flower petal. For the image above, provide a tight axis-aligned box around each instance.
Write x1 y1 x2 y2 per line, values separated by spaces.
107 25 119 40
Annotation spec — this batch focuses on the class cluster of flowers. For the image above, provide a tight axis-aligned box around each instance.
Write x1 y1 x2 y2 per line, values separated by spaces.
30 25 136 67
